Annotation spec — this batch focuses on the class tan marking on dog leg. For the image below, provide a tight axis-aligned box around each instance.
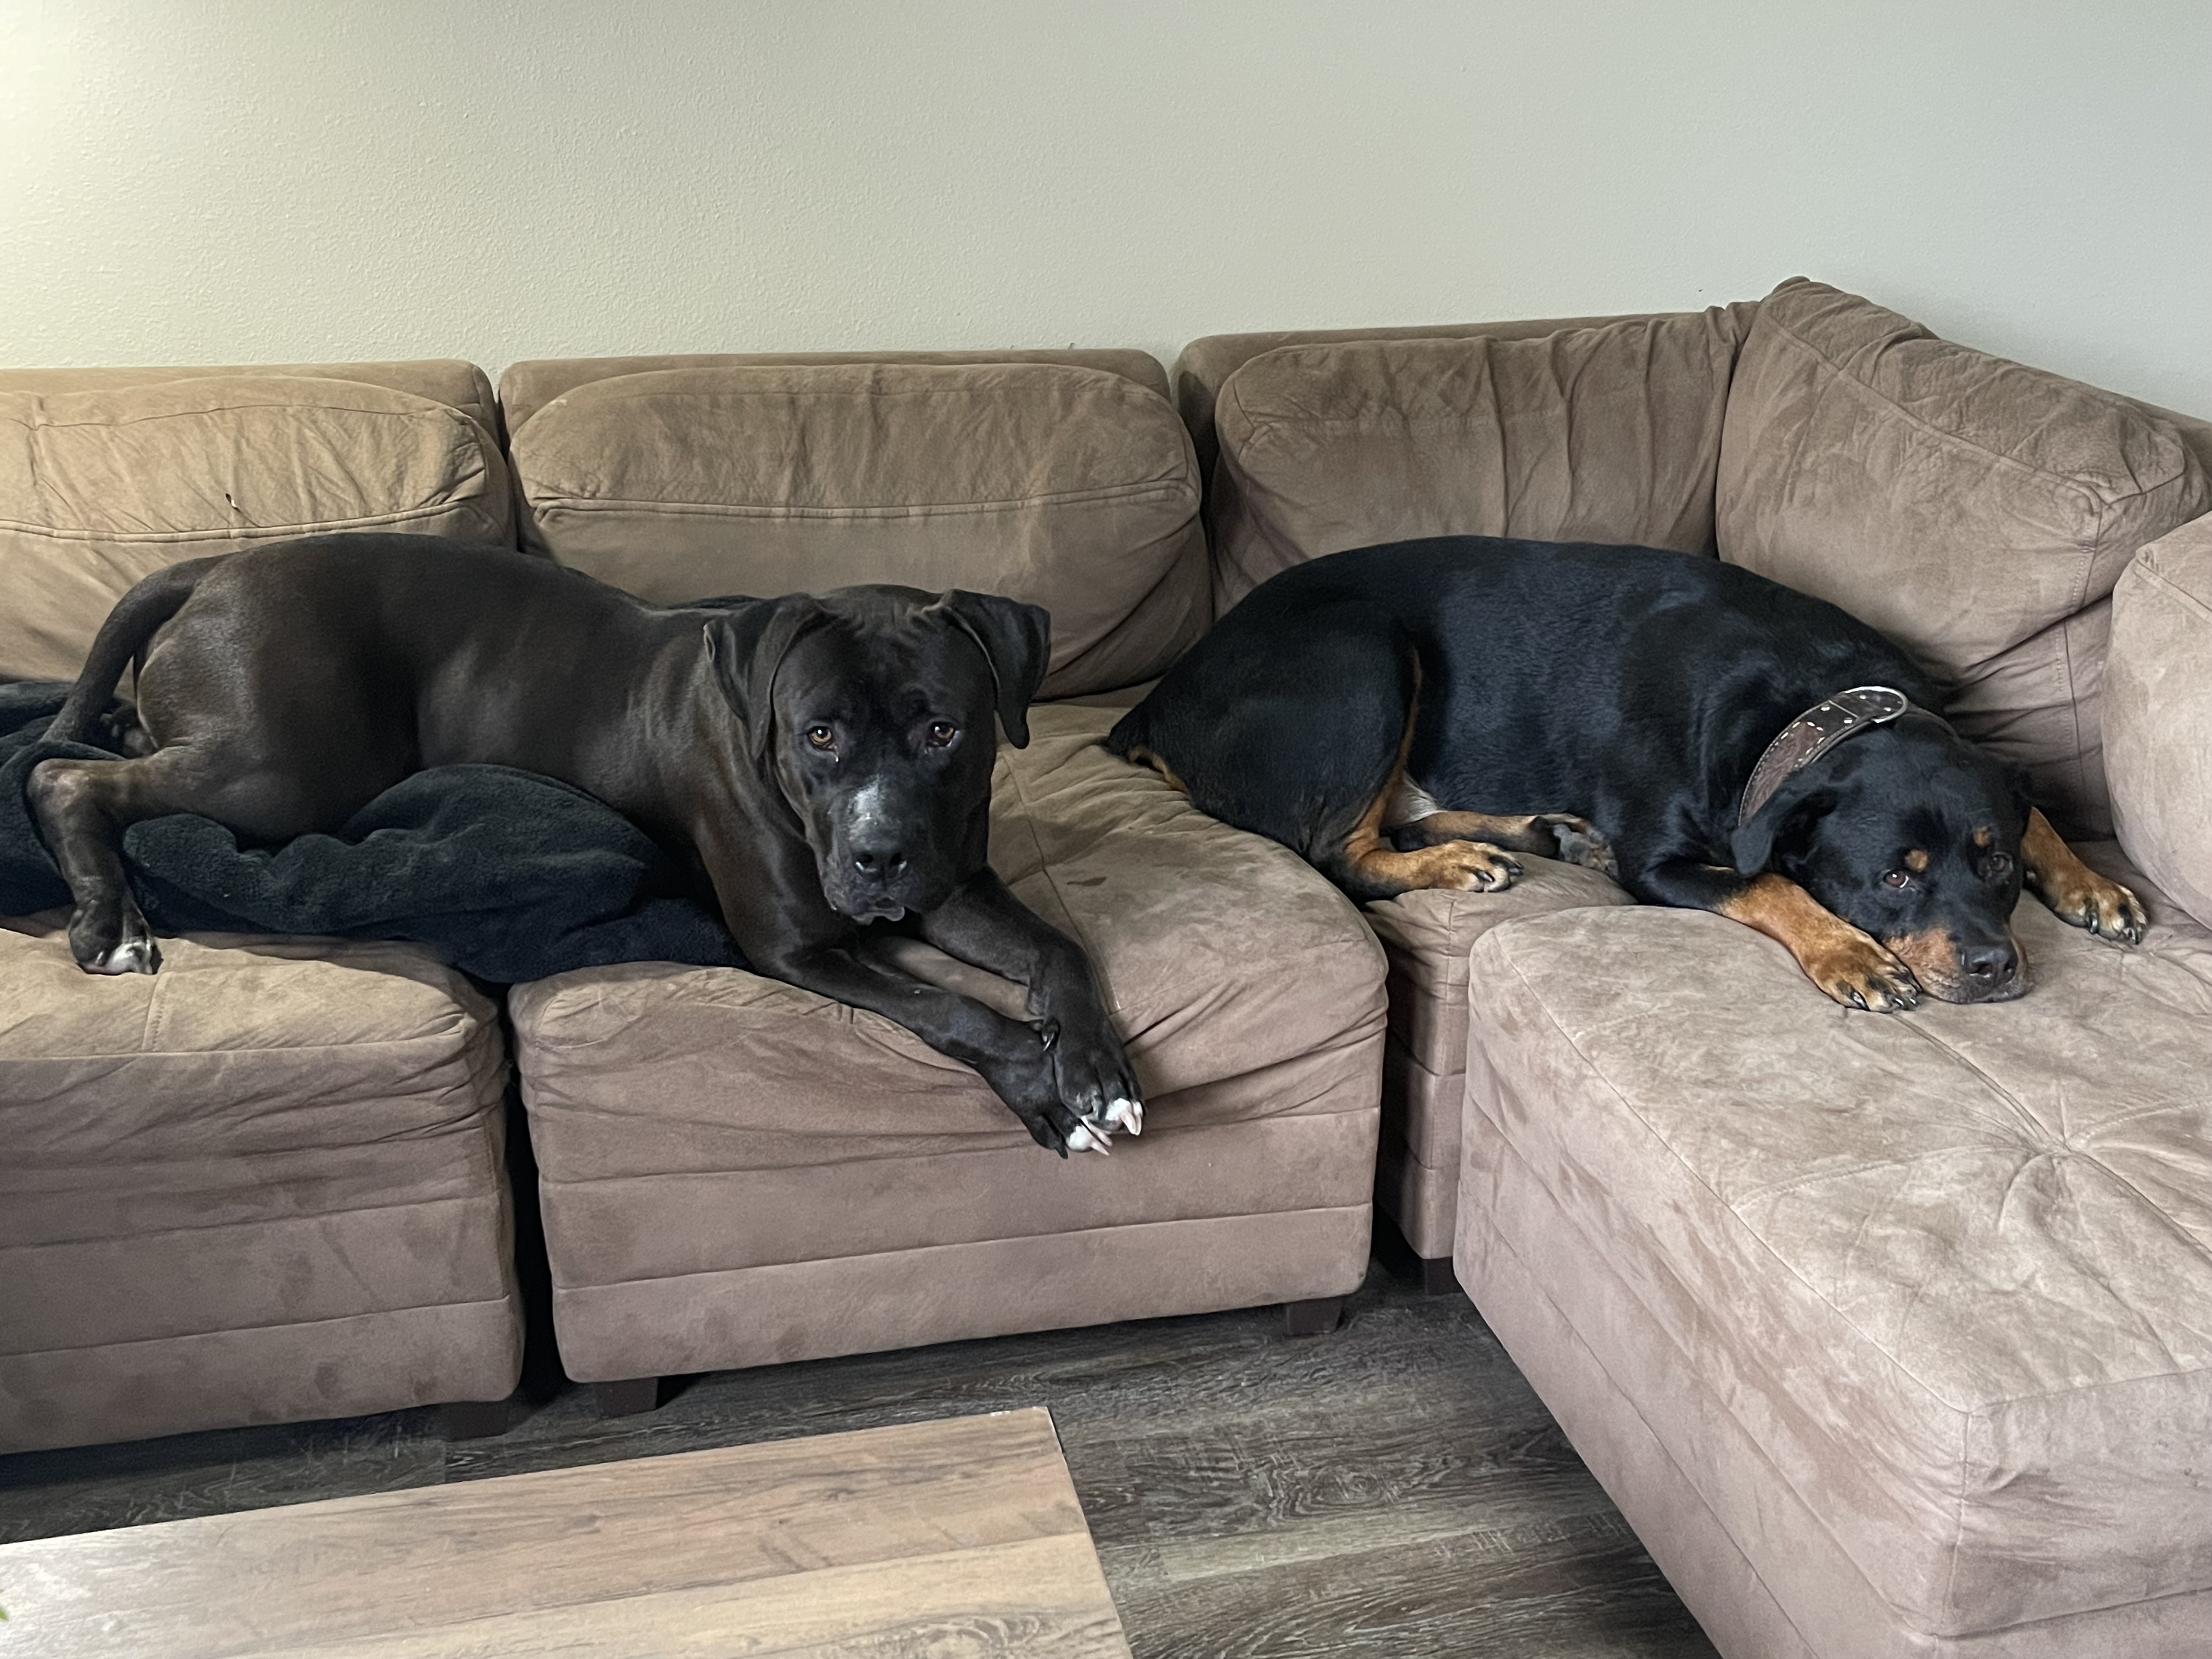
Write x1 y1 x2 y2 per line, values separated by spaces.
1341 691 1525 895
2022 808 2147 944
1125 744 1189 794
1718 873 1920 1011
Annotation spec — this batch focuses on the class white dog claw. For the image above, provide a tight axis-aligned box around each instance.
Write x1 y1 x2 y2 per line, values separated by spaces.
1065 1120 1112 1155
1102 1097 1143 1136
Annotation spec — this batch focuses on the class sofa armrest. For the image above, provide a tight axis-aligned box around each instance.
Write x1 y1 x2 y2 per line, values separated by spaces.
2105 511 2212 928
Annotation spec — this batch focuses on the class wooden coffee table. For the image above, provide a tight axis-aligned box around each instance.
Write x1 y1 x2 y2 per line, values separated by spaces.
0 1407 1131 1657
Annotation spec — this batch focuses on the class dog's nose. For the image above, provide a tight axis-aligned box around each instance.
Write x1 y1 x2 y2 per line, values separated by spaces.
1962 941 2019 990
850 842 908 882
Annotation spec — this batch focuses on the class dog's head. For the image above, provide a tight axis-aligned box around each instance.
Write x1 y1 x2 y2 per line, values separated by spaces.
705 585 1049 923
1731 708 2032 1002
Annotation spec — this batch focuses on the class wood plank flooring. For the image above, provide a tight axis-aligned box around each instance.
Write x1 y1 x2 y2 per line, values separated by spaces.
0 1409 1129 1658
0 1266 1718 1658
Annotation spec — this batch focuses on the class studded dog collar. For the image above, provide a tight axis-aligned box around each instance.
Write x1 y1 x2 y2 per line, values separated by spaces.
1737 686 1911 827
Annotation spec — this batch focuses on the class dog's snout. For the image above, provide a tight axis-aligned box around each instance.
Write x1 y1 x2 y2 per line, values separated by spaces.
1962 940 2019 991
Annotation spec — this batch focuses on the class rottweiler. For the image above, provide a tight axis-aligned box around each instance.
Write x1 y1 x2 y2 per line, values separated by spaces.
1107 535 2146 1009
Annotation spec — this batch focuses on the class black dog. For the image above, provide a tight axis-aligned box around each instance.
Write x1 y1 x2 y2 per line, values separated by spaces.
1108 536 2146 1009
31 534 1141 1154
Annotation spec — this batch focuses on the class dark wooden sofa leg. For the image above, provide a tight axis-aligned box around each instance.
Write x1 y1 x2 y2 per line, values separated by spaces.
439 1398 510 1440
594 1376 665 1418
1284 1295 1347 1336
1418 1254 1462 1296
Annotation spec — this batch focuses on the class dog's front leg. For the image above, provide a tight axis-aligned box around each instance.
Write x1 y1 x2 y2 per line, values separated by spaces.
750 939 1114 1157
2022 809 2147 944
916 868 1144 1137
1640 860 1922 1012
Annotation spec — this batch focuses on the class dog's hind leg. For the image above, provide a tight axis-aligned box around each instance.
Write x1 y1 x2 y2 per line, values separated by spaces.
1387 806 1616 874
1319 701 1523 900
29 753 182 973
29 741 369 974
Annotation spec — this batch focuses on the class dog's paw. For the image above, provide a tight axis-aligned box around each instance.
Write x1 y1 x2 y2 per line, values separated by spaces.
1804 935 1920 1012
2040 871 2148 947
1426 840 1520 893
1540 813 1617 876
71 905 161 976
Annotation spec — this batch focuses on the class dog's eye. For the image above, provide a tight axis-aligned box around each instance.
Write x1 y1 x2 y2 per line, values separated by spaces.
926 721 959 748
1984 851 2014 878
1881 869 1912 889
805 725 836 751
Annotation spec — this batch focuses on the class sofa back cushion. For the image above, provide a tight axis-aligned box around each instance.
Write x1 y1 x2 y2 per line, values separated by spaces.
2105 521 2212 928
1717 279 2210 837
1206 309 1749 609
502 353 1206 698
0 362 511 682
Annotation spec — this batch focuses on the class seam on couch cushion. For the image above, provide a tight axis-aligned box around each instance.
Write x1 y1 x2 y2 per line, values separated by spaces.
3 1292 520 1361
546 1203 1372 1294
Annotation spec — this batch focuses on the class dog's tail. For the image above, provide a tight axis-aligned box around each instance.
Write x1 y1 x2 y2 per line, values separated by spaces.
46 556 223 746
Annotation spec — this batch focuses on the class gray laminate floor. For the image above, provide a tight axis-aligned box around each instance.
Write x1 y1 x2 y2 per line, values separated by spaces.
0 1262 1718 1658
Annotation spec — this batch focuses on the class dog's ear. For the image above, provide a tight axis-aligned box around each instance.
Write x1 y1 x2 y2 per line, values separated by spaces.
1730 768 1833 876
703 596 825 765
2004 764 2037 833
927 591 1051 749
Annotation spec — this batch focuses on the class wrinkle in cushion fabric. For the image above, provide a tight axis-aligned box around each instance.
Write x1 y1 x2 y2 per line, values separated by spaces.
504 359 1209 698
1458 868 2212 1649
0 364 512 681
1716 278 2211 839
0 921 521 1452
1207 306 1750 607
510 702 1386 1382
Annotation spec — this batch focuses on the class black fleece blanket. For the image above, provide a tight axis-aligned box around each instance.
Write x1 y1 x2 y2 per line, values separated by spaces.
0 681 745 982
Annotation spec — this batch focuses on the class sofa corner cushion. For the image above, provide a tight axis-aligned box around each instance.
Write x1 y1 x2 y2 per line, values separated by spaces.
505 360 1208 697
0 370 513 681
1460 889 2212 1640
2107 517 2212 929
1210 307 1748 606
1716 278 2211 838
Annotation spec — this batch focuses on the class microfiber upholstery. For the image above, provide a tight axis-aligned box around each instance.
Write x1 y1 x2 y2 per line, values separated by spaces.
1457 857 2212 1652
0 362 512 682
1206 307 1749 607
502 353 1209 697
1717 279 2211 838
2106 517 2212 929
0 918 521 1453
510 701 1386 1383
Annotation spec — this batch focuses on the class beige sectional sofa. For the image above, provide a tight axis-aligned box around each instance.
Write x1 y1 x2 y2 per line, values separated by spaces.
1181 280 2212 1656
7 281 2209 1659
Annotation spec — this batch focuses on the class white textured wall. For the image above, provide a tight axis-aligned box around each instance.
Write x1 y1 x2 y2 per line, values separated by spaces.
4 1 2208 414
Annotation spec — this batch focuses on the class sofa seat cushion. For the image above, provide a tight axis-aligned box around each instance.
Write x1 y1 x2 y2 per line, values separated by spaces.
2106 517 2212 929
0 363 512 682
1209 308 1748 606
509 702 1387 1376
1362 862 1632 1257
503 357 1207 697
0 919 518 1451
1717 279 2210 838
1460 865 2212 1640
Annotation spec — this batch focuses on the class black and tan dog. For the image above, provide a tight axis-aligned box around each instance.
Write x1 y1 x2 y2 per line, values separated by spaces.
1108 535 2146 1009
32 533 1141 1154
